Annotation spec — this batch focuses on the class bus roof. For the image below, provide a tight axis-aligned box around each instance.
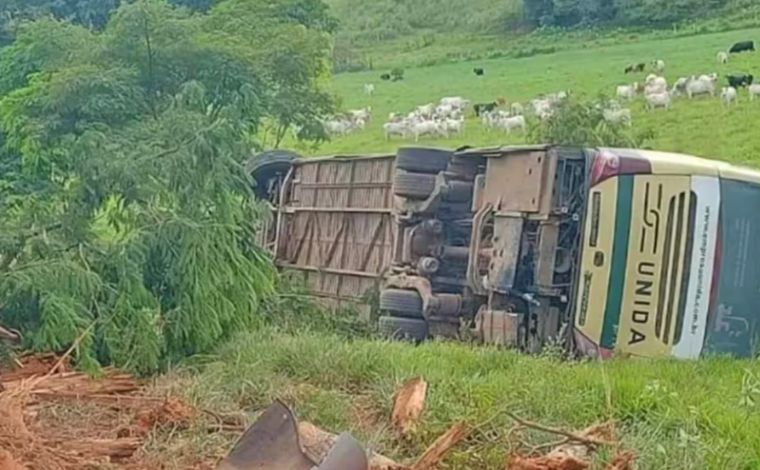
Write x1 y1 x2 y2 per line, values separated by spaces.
606 148 760 185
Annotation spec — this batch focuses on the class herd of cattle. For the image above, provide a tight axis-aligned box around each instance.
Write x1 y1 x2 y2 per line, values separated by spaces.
607 40 758 124
321 39 757 140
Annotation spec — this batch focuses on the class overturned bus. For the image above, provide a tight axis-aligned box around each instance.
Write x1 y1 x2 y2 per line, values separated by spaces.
250 145 760 359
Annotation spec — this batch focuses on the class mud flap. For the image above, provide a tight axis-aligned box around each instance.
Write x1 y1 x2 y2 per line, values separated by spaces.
216 400 314 470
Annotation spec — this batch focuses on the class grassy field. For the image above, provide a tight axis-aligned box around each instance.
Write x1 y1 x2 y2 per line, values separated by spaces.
308 27 760 168
181 329 760 469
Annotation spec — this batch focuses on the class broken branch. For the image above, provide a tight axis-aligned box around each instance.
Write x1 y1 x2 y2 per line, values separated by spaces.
505 412 615 447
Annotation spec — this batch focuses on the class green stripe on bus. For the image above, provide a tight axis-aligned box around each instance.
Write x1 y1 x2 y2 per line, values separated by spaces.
601 175 634 349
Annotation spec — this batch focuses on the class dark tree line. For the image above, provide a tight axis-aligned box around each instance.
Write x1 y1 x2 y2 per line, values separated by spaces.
523 0 746 28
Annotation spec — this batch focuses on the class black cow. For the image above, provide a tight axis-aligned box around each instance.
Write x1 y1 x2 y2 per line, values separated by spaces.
473 67 485 76
727 74 754 88
624 62 646 74
474 102 498 116
729 41 755 54
380 73 391 81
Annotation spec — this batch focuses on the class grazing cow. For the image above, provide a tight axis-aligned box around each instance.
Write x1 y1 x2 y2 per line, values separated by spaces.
671 77 689 96
616 84 637 100
727 74 754 88
380 73 391 81
717 51 729 64
440 97 470 109
474 102 498 116
749 84 760 100
510 102 524 115
348 106 372 123
652 59 665 73
729 41 755 53
625 62 646 74
473 67 485 76
603 108 632 126
364 83 375 96
383 121 409 140
645 91 671 110
686 75 717 98
721 87 738 106
645 76 668 95
496 115 526 133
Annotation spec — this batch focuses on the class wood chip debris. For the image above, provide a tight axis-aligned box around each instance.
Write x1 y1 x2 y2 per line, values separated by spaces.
0 353 199 469
391 377 428 435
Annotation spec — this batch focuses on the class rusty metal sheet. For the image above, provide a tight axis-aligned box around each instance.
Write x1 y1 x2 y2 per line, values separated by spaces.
217 401 313 470
488 216 524 292
475 307 520 346
482 150 552 214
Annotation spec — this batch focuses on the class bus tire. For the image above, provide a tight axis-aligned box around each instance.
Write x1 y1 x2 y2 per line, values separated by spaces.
396 147 452 173
393 173 436 199
379 316 428 341
379 289 423 318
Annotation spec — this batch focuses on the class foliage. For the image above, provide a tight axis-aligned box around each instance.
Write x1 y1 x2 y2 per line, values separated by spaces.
0 0 335 374
522 0 753 28
529 97 654 148
325 0 522 44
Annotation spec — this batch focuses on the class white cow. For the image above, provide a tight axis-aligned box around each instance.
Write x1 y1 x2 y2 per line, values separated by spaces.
435 103 455 118
652 59 666 73
410 119 446 141
686 76 717 98
415 103 435 119
364 83 375 96
671 77 690 96
603 108 632 126
348 106 372 123
323 119 352 136
441 118 464 135
645 76 668 95
748 84 760 100
496 115 526 133
510 102 524 115
717 51 729 64
383 121 409 140
616 84 637 100
645 91 671 110
721 86 738 106
440 97 469 109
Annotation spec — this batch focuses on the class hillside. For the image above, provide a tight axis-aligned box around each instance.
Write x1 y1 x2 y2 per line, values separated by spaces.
313 27 760 168
325 0 523 44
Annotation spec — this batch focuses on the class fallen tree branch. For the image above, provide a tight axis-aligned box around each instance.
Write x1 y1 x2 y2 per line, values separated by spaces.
505 412 615 447
411 421 467 470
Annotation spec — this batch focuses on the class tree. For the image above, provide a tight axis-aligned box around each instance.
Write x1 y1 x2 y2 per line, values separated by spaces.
0 0 335 373
528 97 654 148
204 0 336 148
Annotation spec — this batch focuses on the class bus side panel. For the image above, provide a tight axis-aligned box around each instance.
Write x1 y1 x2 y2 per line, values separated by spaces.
704 180 760 357
616 175 691 357
574 177 618 355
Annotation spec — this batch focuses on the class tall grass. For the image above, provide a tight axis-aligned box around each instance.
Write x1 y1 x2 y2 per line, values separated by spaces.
183 329 760 469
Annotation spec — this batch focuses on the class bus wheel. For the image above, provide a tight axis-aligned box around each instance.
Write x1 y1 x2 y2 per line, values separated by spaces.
379 316 428 342
379 288 423 318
